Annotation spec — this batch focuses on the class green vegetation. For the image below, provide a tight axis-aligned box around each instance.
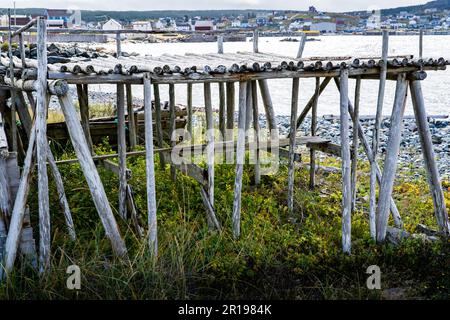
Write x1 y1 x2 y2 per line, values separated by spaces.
0 137 448 299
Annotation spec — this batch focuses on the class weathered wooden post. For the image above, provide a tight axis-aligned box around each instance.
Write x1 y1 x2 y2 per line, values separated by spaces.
232 81 247 238
410 80 449 235
204 83 215 208
143 74 158 256
226 82 235 163
251 81 260 185
219 82 226 139
351 77 361 213
58 93 128 258
296 33 307 59
126 83 137 149
309 77 319 190
8 21 17 154
253 29 259 53
258 80 278 140
36 17 50 273
339 68 352 254
187 83 193 139
376 74 408 242
369 30 389 240
117 83 127 220
153 83 165 167
419 29 423 60
287 77 299 214
116 32 121 58
76 84 93 153
169 83 176 180
217 35 224 54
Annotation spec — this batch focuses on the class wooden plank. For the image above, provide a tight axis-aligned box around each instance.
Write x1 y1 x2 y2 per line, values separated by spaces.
232 81 247 239
76 84 93 153
351 76 361 213
187 83 193 138
117 83 127 220
296 33 307 59
369 30 389 240
116 33 121 58
217 35 224 54
258 79 278 140
169 83 176 180
219 82 226 139
287 77 299 215
410 80 449 235
376 73 408 242
340 68 352 254
204 82 215 211
310 77 319 190
144 74 158 256
36 18 50 273
58 93 128 258
225 82 235 163
253 29 259 53
153 83 165 168
251 80 260 185
126 83 137 149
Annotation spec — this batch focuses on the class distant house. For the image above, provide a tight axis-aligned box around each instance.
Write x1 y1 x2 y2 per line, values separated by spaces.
193 20 215 31
366 14 380 29
0 14 31 27
102 18 123 30
132 21 152 31
310 22 336 33
176 22 192 31
256 16 267 26
46 9 73 28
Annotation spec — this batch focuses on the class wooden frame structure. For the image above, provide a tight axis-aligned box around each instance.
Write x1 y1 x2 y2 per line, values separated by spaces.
0 18 449 277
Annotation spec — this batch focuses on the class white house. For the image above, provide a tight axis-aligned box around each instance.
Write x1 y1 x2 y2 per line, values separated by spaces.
132 21 152 31
366 14 380 29
102 18 123 30
310 22 336 33
231 19 241 27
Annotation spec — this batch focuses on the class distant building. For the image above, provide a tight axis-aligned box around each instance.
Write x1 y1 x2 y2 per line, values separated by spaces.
0 14 31 27
309 6 318 14
366 14 380 29
132 21 152 31
102 18 123 30
46 9 73 28
193 20 215 31
310 22 336 33
176 22 192 31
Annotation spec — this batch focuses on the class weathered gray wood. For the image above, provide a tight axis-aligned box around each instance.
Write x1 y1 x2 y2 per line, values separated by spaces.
232 81 247 239
204 82 215 210
410 80 449 235
19 207 38 268
8 29 17 154
144 74 158 256
257 79 278 140
287 77 299 214
187 83 193 139
339 68 352 254
351 76 361 213
217 35 224 54
200 187 222 231
58 93 128 258
36 18 50 273
419 29 423 60
116 83 127 220
225 82 235 162
253 29 259 53
116 33 121 58
333 77 403 228
2 122 36 277
245 81 253 133
376 73 408 242
309 77 319 190
76 84 93 153
219 82 226 139
296 33 307 59
18 33 26 69
169 83 176 180
251 81 260 185
126 83 137 150
153 83 165 168
126 184 144 238
369 30 389 240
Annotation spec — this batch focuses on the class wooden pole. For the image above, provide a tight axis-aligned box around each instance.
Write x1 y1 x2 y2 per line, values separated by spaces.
204 83 215 208
217 35 224 54
169 83 176 180
117 83 127 220
126 83 137 150
419 29 423 60
376 73 408 242
187 83 193 139
36 17 50 273
251 80 261 185
339 68 352 254
309 77 319 190
410 80 449 235
245 81 253 133
116 32 121 58
8 21 17 153
226 82 235 163
296 33 307 59
219 82 226 139
76 84 93 153
369 30 389 240
253 29 259 53
288 77 299 214
58 93 127 258
232 81 247 239
333 77 403 228
143 74 158 255
351 76 361 213
153 83 165 168
258 79 278 140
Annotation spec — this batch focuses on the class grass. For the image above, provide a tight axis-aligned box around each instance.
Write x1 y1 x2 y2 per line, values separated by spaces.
0 139 448 300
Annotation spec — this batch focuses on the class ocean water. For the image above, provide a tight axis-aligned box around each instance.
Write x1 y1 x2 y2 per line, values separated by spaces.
87 35 450 116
